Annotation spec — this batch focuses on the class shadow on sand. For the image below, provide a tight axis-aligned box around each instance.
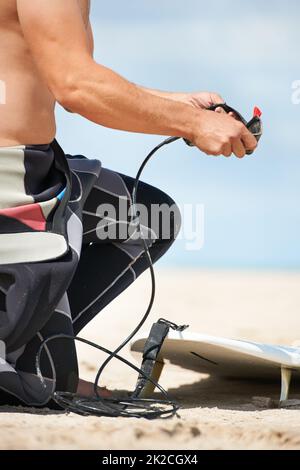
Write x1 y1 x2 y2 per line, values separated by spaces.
163 374 300 411
1 375 300 415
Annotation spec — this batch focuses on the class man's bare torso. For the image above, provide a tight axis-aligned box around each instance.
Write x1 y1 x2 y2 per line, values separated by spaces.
0 0 90 147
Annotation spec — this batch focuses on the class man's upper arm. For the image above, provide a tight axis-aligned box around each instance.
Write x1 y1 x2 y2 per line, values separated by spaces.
17 0 92 98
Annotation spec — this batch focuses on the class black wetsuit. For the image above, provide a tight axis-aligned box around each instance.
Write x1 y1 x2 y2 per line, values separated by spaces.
0 141 180 406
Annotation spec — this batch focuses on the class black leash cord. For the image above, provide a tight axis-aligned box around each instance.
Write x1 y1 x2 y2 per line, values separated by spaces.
36 136 180 419
35 334 179 419
36 104 262 419
92 136 180 396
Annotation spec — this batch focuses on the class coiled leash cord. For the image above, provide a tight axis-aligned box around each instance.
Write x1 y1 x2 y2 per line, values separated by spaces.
36 104 262 419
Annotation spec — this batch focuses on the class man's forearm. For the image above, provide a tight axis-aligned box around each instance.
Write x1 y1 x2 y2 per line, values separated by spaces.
59 59 200 141
137 85 188 104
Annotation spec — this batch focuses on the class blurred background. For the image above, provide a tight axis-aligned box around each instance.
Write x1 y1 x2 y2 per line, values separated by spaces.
56 0 300 270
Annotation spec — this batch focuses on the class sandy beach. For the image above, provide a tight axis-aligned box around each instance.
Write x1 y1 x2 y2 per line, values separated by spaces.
1 268 300 450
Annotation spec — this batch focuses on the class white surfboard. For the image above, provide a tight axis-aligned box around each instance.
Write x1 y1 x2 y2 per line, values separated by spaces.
131 331 300 402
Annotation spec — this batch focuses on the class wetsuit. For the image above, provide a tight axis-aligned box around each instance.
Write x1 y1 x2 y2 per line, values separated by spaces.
0 141 180 406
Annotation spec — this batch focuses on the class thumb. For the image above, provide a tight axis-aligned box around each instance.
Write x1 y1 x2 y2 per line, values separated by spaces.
241 126 257 150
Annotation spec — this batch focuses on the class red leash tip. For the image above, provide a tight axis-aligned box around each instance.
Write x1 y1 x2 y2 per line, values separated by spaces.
253 106 262 118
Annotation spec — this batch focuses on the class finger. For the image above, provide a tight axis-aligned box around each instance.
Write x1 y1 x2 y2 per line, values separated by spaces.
232 138 246 158
222 143 232 157
241 128 257 152
215 107 226 114
210 93 225 113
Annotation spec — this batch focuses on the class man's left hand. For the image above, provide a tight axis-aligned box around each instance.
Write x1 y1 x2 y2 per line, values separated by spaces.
178 91 226 111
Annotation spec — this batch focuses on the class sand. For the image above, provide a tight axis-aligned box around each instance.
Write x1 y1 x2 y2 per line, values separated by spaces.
1 268 300 450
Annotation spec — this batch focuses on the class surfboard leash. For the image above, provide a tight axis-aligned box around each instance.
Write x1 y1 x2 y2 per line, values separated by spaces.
36 104 262 419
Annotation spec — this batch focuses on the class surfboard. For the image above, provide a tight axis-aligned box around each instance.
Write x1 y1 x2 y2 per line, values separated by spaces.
131 330 300 402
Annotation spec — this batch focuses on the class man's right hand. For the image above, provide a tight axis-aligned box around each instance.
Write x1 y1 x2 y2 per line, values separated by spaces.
192 110 258 158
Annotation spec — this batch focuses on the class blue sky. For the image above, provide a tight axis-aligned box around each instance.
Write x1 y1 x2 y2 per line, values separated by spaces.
56 0 300 269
